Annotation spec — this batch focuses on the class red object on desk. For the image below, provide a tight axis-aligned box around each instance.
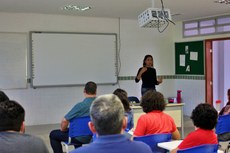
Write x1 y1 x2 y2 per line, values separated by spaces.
177 90 182 103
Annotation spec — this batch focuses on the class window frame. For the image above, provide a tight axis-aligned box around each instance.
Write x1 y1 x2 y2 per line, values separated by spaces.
183 14 230 38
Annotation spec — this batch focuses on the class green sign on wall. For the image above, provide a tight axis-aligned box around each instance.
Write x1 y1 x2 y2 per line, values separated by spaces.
175 41 204 75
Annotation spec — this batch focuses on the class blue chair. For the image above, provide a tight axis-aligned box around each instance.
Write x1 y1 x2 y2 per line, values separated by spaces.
216 114 230 136
128 96 140 103
62 116 93 153
215 114 230 152
133 133 172 153
177 144 218 153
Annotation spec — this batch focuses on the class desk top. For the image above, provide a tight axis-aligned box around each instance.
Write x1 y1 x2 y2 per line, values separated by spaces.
157 140 223 153
131 103 184 109
158 140 182 151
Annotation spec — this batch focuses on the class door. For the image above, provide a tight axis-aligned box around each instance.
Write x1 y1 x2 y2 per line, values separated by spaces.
205 38 230 105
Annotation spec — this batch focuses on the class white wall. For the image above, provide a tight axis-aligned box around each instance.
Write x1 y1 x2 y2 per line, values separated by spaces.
0 13 175 125
118 19 175 99
3 14 228 124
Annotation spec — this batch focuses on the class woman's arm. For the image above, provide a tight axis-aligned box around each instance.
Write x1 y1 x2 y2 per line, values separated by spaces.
135 67 147 82
170 148 178 153
172 129 181 140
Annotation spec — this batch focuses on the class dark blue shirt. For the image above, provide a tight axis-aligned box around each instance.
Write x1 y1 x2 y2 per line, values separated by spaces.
70 134 152 153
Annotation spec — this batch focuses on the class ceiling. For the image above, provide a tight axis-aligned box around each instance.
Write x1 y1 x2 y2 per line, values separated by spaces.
0 0 229 21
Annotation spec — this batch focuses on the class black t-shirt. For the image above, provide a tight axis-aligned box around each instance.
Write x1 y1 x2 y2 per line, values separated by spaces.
135 67 158 89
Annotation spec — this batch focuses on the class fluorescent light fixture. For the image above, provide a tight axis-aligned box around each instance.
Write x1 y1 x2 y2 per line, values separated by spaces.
62 5 91 11
214 0 230 4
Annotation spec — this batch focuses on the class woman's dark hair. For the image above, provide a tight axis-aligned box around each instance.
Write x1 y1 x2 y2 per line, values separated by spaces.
143 54 153 67
191 103 218 130
113 88 131 112
0 91 9 102
140 90 166 113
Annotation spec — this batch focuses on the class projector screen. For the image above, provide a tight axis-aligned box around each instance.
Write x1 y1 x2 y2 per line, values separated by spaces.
31 32 117 87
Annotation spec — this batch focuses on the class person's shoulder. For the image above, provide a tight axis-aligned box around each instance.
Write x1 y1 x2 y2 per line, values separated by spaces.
128 140 152 152
23 134 49 152
149 67 156 70
162 111 173 118
22 133 46 143
184 129 200 139
70 144 93 153
137 67 143 71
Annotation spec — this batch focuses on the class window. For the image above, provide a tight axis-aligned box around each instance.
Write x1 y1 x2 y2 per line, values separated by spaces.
183 15 230 37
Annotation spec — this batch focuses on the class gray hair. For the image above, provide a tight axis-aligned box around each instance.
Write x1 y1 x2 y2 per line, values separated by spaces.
90 94 125 135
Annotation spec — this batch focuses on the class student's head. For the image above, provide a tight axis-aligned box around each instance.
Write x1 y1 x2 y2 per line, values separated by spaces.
141 90 166 113
143 55 153 67
0 90 9 102
191 103 218 130
89 94 126 136
228 88 230 101
84 81 97 95
0 100 25 132
113 88 130 112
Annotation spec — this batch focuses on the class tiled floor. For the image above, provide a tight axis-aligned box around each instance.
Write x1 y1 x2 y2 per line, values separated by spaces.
25 116 229 153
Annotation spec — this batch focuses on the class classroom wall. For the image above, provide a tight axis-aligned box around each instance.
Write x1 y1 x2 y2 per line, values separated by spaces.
3 14 229 124
117 19 175 98
0 12 175 125
173 21 230 116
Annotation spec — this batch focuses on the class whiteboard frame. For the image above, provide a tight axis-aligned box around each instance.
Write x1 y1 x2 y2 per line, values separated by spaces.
30 31 118 88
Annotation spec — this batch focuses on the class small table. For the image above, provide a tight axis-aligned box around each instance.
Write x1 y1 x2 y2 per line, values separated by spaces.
157 140 224 153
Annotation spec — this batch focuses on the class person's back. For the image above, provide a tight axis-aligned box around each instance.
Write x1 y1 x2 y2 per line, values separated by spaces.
50 81 97 153
72 134 152 153
70 94 152 153
170 103 218 153
0 100 49 153
219 88 230 115
0 132 48 153
217 89 230 141
134 90 180 140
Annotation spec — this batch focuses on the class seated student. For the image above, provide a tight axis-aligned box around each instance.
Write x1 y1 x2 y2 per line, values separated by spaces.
171 103 218 153
113 88 134 131
133 90 180 140
49 81 97 153
219 88 230 115
218 88 230 141
0 100 49 153
0 90 9 102
70 94 153 153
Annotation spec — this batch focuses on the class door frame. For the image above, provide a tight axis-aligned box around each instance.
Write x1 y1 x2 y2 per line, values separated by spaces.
205 37 230 105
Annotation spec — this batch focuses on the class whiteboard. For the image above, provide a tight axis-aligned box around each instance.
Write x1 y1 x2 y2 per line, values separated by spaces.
0 33 27 89
31 32 118 87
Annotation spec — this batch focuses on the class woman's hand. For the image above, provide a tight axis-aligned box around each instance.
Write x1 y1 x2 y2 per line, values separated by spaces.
136 67 147 80
140 67 147 74
157 77 163 84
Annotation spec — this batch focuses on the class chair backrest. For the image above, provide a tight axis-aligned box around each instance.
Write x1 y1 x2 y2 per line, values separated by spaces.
133 133 172 153
215 114 230 135
69 116 93 138
128 96 140 103
177 144 218 153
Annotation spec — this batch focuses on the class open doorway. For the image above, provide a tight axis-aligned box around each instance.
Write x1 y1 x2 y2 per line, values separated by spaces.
205 38 230 108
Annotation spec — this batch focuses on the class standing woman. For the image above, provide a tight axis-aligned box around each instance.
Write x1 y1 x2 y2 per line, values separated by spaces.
135 55 162 95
